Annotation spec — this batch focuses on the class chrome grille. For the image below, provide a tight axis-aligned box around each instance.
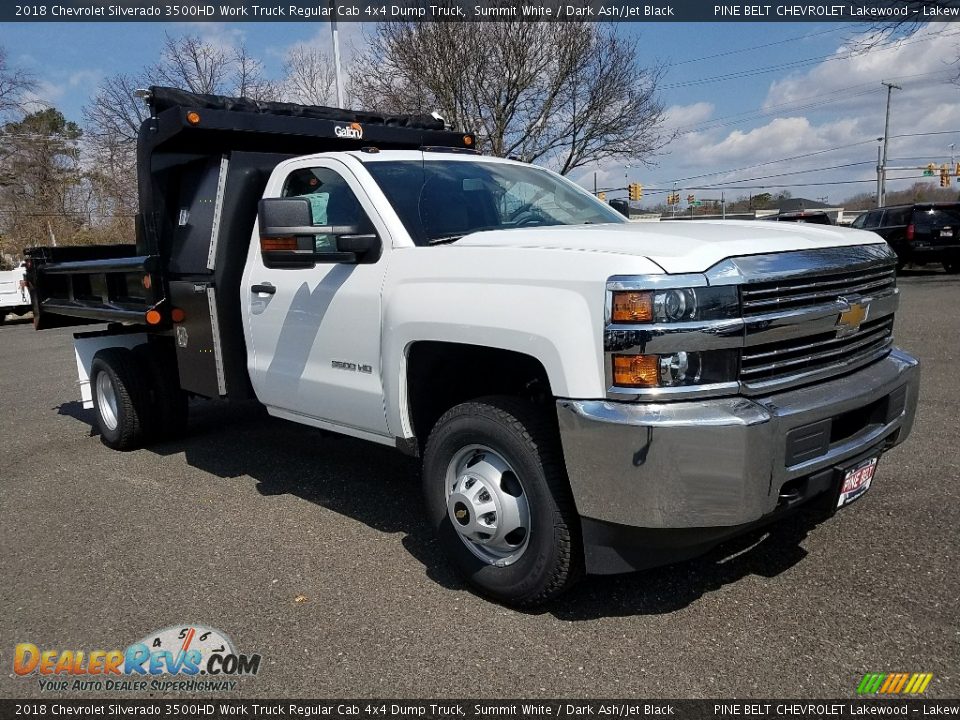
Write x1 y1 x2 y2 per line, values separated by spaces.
741 315 894 386
741 263 896 316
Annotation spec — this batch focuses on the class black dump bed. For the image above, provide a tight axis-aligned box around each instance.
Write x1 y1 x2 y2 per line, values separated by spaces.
26 87 474 398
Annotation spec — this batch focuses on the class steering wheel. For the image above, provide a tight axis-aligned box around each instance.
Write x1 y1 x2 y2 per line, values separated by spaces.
510 209 547 227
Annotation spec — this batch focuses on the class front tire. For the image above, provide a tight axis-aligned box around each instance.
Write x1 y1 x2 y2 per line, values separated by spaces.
422 396 582 607
90 348 151 450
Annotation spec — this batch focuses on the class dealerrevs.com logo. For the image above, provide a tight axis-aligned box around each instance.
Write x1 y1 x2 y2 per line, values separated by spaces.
14 625 261 693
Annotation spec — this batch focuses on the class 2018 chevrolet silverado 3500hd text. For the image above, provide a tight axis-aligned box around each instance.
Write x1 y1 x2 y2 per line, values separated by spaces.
25 88 920 606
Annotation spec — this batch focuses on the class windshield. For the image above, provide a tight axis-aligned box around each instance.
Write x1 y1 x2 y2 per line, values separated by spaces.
364 159 626 246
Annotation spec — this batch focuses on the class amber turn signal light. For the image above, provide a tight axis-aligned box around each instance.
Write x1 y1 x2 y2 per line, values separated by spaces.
612 354 659 388
186 111 201 125
145 309 163 325
611 291 653 323
260 237 297 251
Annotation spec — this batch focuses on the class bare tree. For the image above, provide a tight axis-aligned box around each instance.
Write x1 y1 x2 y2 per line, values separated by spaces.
79 34 282 241
152 34 231 95
233 44 280 101
0 46 35 120
81 72 149 233
149 34 279 100
0 108 86 254
282 44 337 106
352 21 671 174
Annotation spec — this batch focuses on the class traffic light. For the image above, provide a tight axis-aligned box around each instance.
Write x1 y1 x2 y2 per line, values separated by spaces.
687 194 695 204
666 192 679 205
956 162 960 179
628 182 643 201
924 163 936 177
597 191 606 201
940 164 949 188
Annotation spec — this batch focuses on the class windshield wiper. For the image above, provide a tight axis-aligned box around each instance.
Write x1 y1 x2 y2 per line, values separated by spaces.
426 225 503 245
426 235 465 245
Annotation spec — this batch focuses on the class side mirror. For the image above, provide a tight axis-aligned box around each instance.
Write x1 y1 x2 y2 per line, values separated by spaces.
257 198 382 266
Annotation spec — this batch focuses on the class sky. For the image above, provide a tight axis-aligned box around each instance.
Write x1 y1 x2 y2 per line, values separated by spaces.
1 20 959 205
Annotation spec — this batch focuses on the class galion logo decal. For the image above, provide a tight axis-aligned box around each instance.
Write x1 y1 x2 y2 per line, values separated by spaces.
334 122 363 140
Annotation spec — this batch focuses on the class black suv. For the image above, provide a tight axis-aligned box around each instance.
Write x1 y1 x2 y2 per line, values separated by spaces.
852 203 960 273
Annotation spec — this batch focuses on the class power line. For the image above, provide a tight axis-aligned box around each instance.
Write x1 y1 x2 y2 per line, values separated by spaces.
660 139 880 185
676 88 883 135
891 130 960 139
666 25 857 67
654 128 960 188
661 29 960 90
672 69 955 137
639 174 936 193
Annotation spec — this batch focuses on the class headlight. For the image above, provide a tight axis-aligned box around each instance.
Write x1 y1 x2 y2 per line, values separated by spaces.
611 286 738 324
612 350 739 389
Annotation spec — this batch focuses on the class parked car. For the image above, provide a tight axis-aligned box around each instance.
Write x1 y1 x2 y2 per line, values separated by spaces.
762 210 833 225
852 203 960 273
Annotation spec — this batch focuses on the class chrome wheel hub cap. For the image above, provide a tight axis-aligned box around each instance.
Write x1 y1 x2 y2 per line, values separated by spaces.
95 371 119 431
445 445 530 566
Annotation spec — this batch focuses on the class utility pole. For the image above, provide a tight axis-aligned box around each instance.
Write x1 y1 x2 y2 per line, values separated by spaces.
879 81 901 207
330 7 346 107
876 141 882 207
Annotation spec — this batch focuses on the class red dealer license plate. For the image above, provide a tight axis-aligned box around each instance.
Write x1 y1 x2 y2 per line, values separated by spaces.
837 457 878 508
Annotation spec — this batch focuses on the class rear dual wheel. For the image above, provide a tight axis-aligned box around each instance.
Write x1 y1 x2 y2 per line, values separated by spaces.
90 345 187 451
422 396 582 607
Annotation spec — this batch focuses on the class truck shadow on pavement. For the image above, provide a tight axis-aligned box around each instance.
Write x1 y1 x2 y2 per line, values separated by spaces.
58 397 826 619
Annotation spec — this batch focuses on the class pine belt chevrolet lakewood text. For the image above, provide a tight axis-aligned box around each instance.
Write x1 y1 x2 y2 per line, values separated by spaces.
25 88 920 606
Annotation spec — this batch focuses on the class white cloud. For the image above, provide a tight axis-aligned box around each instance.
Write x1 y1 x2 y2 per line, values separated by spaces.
180 22 246 52
635 23 960 203
765 24 960 111
663 101 714 131
21 79 66 112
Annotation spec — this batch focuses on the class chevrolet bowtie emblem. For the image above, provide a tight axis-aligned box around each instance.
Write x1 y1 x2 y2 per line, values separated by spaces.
836 298 869 338
455 509 467 520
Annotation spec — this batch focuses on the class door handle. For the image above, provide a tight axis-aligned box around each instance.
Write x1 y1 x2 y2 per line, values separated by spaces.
251 283 276 295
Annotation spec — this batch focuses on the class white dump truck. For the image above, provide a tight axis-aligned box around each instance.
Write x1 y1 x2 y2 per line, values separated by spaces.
0 262 31 324
26 88 919 606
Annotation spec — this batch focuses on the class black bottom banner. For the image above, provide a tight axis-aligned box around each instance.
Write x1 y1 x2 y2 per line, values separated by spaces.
2 699 959 720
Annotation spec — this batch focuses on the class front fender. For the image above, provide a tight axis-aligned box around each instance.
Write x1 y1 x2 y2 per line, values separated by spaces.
380 246 664 438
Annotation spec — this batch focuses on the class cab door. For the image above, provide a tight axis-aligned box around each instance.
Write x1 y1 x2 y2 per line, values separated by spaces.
242 158 390 438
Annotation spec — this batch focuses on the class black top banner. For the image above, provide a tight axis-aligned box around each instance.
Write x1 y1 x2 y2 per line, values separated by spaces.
5 0 960 22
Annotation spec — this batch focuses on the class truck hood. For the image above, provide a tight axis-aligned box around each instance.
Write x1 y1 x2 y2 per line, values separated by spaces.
451 220 885 274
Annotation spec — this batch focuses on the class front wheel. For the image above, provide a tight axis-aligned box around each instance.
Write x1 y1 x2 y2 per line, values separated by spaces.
422 396 582 607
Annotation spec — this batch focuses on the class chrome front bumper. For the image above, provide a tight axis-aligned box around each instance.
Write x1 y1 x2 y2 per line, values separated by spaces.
557 348 920 532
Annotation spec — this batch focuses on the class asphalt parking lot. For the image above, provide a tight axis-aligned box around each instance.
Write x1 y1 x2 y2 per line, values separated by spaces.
1 269 957 700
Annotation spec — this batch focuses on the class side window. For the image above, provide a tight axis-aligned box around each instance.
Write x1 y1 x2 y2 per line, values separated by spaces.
884 208 910 226
851 214 866 229
282 167 373 252
863 211 882 228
